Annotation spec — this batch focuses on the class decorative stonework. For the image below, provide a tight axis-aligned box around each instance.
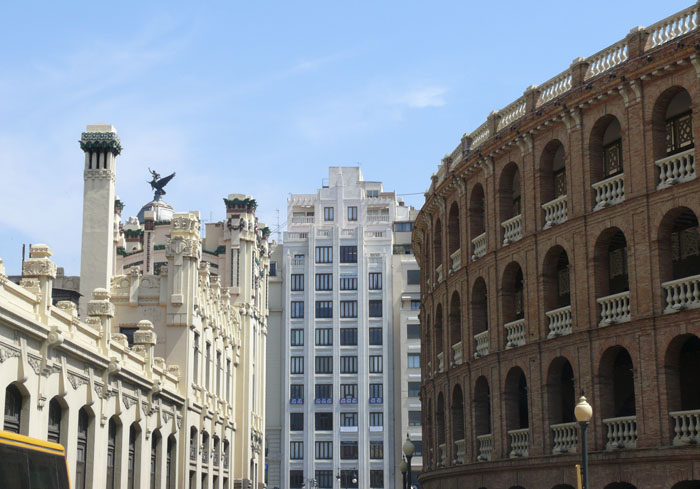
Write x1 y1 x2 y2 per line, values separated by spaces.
171 214 200 234
0 344 20 363
80 131 122 155
165 236 201 260
67 372 88 390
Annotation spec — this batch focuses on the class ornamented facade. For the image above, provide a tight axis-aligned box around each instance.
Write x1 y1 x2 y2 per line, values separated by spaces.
0 124 269 489
414 5 700 489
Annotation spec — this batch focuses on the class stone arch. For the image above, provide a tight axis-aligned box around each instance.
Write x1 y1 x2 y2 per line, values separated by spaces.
664 334 700 413
657 207 700 285
498 162 522 228
449 290 462 362
598 346 636 420
471 277 488 336
451 384 465 442
652 86 694 161
436 392 446 447
433 218 443 273
546 357 576 426
542 245 571 315
589 114 623 184
448 202 461 256
4 381 29 435
504 366 529 431
473 376 491 437
539 139 567 206
501 261 525 325
435 303 444 368
593 228 629 321
469 183 486 244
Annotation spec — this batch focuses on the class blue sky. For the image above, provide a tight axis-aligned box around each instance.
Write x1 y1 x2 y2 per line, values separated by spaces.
0 0 691 274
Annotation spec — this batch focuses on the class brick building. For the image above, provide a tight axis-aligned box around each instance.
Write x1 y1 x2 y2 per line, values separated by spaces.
412 4 700 489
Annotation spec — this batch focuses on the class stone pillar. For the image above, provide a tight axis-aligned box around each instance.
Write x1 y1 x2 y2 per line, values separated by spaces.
21 244 57 318
570 57 591 88
134 320 157 376
626 26 651 60
87 288 115 354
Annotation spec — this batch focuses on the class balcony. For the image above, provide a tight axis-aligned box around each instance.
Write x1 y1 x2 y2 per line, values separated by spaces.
597 291 631 326
436 352 445 372
450 249 462 272
364 230 386 239
501 214 523 246
542 195 568 229
340 426 358 433
508 428 529 457
284 232 308 241
551 422 578 454
435 264 444 284
656 147 695 189
341 228 357 238
291 256 305 266
291 216 314 224
662 273 700 314
451 341 463 366
316 229 332 238
603 415 637 450
546 305 572 338
504 318 526 349
472 233 486 261
592 173 625 210
476 434 493 461
669 409 700 445
438 443 447 466
454 439 466 464
367 214 390 223
474 331 489 358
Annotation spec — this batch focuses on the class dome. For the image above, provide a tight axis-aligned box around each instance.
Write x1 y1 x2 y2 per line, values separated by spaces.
137 197 174 223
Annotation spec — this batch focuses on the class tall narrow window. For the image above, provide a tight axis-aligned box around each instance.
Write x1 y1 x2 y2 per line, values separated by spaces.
340 246 357 263
324 207 334 221
368 272 382 290
128 425 137 489
107 418 117 489
167 437 175 489
226 359 232 400
151 432 160 489
193 332 200 384
47 398 62 443
216 351 222 397
76 408 89 489
291 274 304 291
347 206 358 221
206 343 211 390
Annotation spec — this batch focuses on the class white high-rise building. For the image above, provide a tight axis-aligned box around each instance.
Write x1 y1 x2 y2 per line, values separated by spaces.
277 167 416 489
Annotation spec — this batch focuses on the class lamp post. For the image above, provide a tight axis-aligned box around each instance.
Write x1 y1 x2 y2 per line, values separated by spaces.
399 458 408 489
402 434 415 489
574 394 593 489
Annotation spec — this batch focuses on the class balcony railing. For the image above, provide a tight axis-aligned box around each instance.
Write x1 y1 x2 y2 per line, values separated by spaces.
435 264 444 284
592 173 625 210
454 439 466 464
508 428 529 457
603 415 637 450
546 305 573 338
438 443 447 466
662 273 700 313
551 422 578 454
504 318 526 349
451 341 463 366
474 331 489 358
316 229 332 238
341 228 357 237
542 195 568 229
670 409 700 445
656 148 696 189
437 352 445 373
291 256 305 266
476 434 493 461
597 291 631 326
450 249 462 272
367 214 390 222
284 232 308 241
472 233 486 261
501 214 523 245
291 216 314 224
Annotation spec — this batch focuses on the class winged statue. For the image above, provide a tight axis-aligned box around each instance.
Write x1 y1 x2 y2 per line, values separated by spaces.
148 168 176 201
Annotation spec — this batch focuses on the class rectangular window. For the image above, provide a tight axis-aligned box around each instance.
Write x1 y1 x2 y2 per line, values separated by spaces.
368 272 382 290
193 332 200 383
290 301 304 319
340 383 358 402
315 442 333 461
370 470 384 489
290 384 304 402
315 301 333 318
291 274 304 291
347 206 358 221
324 207 334 221
290 412 304 431
315 246 332 263
340 300 358 318
394 222 413 232
407 323 420 339
369 327 382 345
205 342 211 389
315 328 333 346
407 270 420 285
289 441 303 460
369 412 383 427
340 246 357 263
290 356 304 374
290 329 304 346
216 351 222 396
408 411 421 426
315 412 333 431
410 299 421 310
413 440 423 456
366 189 379 198
315 356 333 374
290 470 304 489
269 262 277 277
340 356 358 374
408 382 421 397
316 470 333 489
368 300 383 318
340 328 358 346
369 383 383 401
340 441 358 460
341 471 358 489
407 353 420 369
340 412 358 427
369 355 383 373
340 275 357 290
315 384 332 402
369 441 384 460
315 273 333 291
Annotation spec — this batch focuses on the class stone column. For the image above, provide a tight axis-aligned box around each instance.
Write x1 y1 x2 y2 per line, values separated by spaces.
21 244 57 319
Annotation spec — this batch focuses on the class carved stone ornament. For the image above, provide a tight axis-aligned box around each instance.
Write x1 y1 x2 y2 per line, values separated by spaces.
176 415 182 429
123 396 133 409
0 344 20 363
171 215 200 234
80 130 122 155
28 356 51 377
67 372 88 390
84 169 116 182
22 259 57 279
87 300 115 317
165 236 201 259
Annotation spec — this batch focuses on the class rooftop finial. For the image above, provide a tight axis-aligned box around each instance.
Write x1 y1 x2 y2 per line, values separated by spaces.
148 168 176 201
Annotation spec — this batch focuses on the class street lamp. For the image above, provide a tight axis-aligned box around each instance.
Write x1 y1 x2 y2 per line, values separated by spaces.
575 393 593 489
402 434 415 489
399 458 408 489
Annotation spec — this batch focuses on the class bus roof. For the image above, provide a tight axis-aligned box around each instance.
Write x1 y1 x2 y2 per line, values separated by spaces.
0 430 65 455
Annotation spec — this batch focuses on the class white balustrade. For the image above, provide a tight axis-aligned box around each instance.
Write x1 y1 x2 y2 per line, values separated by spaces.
450 249 462 272
501 214 523 245
341 229 356 237
474 331 489 358
670 409 700 445
504 318 526 349
470 121 491 150
364 230 386 238
454 439 466 464
284 232 308 241
435 264 444 284
316 229 332 238
592 173 625 210
496 99 527 132
438 443 447 466
656 148 696 189
645 5 698 50
508 428 530 457
451 341 463 366
585 40 628 79
437 352 445 372
472 232 487 261
542 195 568 229
536 71 572 107
603 416 637 450
476 434 493 461
291 256 305 266
597 291 631 326
551 422 578 454
367 214 390 223
291 216 314 224
546 305 573 338
662 274 700 313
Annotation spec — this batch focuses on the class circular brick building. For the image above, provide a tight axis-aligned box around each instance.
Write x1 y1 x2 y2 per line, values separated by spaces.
412 5 700 489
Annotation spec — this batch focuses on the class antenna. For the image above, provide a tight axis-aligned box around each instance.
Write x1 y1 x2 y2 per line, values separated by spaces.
276 209 281 242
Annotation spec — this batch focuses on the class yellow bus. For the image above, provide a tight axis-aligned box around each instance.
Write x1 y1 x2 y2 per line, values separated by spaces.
0 430 70 489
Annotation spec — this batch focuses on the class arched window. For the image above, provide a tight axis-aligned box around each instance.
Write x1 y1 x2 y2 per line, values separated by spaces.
546 358 576 454
190 427 198 461
448 203 461 257
436 393 446 465
595 229 630 325
503 263 525 349
202 431 210 465
47 398 63 444
435 304 444 370
599 347 637 449
451 385 465 463
474 377 491 438
540 140 568 228
665 335 700 446
653 87 695 188
659 208 700 312
151 430 161 489
4 384 22 434
470 184 486 259
505 367 529 457
449 292 462 364
128 424 139 489
543 246 572 337
107 418 118 489
670 210 700 280
590 116 624 209
167 435 176 489
499 163 522 245
472 278 489 357
76 407 90 489
433 219 443 274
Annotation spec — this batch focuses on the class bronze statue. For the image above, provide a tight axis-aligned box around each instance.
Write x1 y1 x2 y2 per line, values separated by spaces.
148 168 176 201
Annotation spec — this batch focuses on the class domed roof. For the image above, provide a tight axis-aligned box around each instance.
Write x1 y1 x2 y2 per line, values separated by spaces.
137 197 174 223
